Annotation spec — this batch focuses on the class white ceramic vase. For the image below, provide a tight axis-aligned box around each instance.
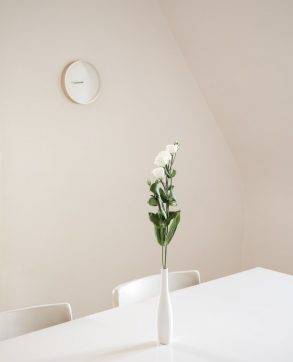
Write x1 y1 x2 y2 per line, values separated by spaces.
158 268 173 345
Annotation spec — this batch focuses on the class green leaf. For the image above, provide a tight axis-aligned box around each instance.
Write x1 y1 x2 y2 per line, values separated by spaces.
165 169 172 178
159 188 169 203
165 211 181 244
154 224 166 246
167 197 177 206
149 213 167 245
150 182 167 219
168 185 174 191
150 181 163 197
150 181 158 193
165 169 176 178
148 212 160 226
167 211 179 221
148 197 158 206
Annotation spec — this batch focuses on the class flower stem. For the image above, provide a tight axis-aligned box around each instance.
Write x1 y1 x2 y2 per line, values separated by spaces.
164 245 167 269
161 245 168 269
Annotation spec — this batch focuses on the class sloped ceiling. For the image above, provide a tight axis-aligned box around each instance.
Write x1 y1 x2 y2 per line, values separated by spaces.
160 0 293 172
160 0 293 273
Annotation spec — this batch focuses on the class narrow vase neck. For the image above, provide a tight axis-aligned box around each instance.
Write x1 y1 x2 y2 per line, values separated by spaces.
161 268 169 291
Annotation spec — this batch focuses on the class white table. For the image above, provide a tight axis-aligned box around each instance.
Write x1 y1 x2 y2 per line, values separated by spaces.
0 268 292 362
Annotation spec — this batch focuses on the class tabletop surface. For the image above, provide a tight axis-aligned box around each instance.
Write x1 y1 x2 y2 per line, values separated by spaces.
0 268 292 362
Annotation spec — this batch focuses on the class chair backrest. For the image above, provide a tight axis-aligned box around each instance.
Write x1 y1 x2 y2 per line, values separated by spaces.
0 303 72 341
112 270 200 307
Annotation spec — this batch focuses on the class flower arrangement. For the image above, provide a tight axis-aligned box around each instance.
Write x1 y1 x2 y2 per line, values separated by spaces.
147 143 181 269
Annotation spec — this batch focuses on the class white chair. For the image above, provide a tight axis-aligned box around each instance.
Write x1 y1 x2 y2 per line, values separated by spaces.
112 270 200 307
0 303 72 341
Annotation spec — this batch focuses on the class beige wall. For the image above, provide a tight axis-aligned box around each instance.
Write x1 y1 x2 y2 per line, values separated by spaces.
160 0 293 275
0 0 243 317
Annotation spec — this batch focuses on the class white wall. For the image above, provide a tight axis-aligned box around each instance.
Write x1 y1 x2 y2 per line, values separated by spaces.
0 0 243 317
160 0 293 275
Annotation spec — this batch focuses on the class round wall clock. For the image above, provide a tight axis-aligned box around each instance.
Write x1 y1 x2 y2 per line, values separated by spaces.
62 60 101 104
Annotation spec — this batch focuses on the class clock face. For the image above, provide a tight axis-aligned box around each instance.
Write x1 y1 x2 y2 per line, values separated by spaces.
62 60 101 104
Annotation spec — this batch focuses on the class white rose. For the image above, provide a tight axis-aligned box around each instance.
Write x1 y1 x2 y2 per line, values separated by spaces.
154 151 172 167
152 167 165 180
166 144 179 154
